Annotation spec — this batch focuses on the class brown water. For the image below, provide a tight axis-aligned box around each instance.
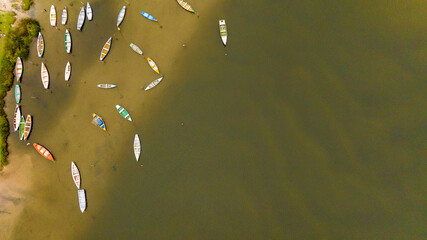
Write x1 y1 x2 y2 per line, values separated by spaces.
5 0 426 239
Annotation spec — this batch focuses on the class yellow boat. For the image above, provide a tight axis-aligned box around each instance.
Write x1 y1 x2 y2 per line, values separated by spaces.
146 57 160 74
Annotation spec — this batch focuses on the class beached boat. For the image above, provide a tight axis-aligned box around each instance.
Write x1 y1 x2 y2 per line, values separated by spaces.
50 5 56 26
176 0 195 13
146 57 160 74
23 115 31 140
86 3 93 21
219 19 227 46
117 6 126 28
140 11 157 21
13 105 21 132
65 62 71 81
19 116 25 140
130 43 143 55
134 134 141 161
33 143 54 161
77 7 85 31
41 62 49 89
99 37 112 61
15 84 20 103
78 189 86 213
71 161 81 189
62 7 67 25
144 76 164 91
97 84 116 89
92 113 106 131
15 57 23 81
37 32 44 57
115 105 132 121
65 29 72 53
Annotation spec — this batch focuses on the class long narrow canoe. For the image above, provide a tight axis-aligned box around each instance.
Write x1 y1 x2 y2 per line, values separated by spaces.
115 105 132 121
146 57 160 74
134 134 141 161
37 32 44 57
130 43 143 55
116 6 126 28
65 29 72 53
62 7 67 25
176 0 195 13
71 161 81 189
219 19 227 46
92 113 106 131
78 189 86 213
140 11 157 21
33 143 54 161
15 57 23 81
41 62 49 89
19 115 25 140
15 84 21 103
97 84 116 89
13 105 21 131
65 62 71 81
50 5 56 26
145 77 164 91
23 115 31 140
86 2 93 21
77 7 85 31
99 37 112 61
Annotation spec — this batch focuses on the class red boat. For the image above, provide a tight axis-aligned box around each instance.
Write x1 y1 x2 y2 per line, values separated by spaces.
33 143 54 161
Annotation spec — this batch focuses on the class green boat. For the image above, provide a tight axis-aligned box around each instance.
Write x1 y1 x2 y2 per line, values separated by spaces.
19 115 25 140
115 105 132 121
15 84 20 103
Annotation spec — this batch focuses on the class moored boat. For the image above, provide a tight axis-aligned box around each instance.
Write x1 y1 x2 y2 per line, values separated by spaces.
219 19 227 46
41 62 49 89
62 7 67 25
140 11 157 21
115 105 132 121
116 6 126 29
99 37 112 61
97 84 116 89
13 105 21 132
15 84 20 103
15 57 23 81
78 189 86 213
19 115 25 140
134 134 141 161
144 76 163 91
77 7 85 31
146 57 160 74
23 115 31 140
176 0 195 13
65 29 72 53
65 62 71 81
33 143 54 161
37 32 44 57
92 113 106 131
130 43 143 55
71 161 81 189
50 5 56 26
86 2 93 21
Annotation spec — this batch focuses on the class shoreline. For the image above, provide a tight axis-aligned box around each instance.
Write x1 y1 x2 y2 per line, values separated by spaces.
0 0 31 25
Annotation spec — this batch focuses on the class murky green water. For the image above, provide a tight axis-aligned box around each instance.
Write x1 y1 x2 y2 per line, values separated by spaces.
7 0 426 239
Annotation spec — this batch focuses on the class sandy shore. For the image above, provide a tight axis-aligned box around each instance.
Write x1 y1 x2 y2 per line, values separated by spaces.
0 0 32 24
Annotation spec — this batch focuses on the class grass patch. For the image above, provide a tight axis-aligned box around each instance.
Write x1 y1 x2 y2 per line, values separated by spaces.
0 11 16 57
22 0 34 11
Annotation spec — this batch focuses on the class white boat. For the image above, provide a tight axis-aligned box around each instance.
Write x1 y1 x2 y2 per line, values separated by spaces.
117 6 126 28
13 105 21 131
23 115 31 141
145 77 163 91
71 161 81 189
65 62 71 81
62 7 67 25
41 62 49 89
37 32 44 58
134 134 141 161
65 29 72 53
77 7 85 31
86 2 93 21
219 19 227 46
97 84 116 89
77 189 86 213
15 57 23 81
99 37 112 61
50 5 56 26
130 43 143 55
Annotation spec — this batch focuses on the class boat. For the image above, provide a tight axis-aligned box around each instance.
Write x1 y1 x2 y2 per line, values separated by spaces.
176 0 195 13
134 134 141 161
61 7 67 25
92 113 106 131
13 105 21 131
140 11 157 21
86 2 93 21
37 32 44 57
15 84 20 103
33 143 54 161
71 161 81 189
144 76 163 91
77 7 85 31
65 62 71 81
41 62 49 89
130 43 143 55
97 84 116 89
146 57 160 74
65 29 72 53
19 115 25 140
219 19 227 46
99 37 112 61
50 5 56 26
115 105 132 121
78 189 86 213
23 115 31 140
15 57 22 81
116 6 126 29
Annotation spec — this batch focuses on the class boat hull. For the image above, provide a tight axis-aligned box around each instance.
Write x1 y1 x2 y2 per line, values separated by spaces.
15 85 20 103
71 161 81 189
23 115 31 140
19 116 25 140
117 6 126 27
13 105 21 132
15 57 23 81
50 5 56 26
115 105 132 121
97 84 116 89
92 113 106 131
86 3 93 21
147 57 160 74
37 32 44 57
134 134 141 161
100 37 112 61
78 189 86 213
33 143 54 161
219 19 227 46
130 43 143 55
77 7 85 31
145 77 163 91
176 0 195 13
62 7 67 25
140 11 157 21
65 29 72 53
65 62 71 81
41 62 49 89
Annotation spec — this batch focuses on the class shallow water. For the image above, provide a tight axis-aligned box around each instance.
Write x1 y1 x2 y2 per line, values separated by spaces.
6 0 426 239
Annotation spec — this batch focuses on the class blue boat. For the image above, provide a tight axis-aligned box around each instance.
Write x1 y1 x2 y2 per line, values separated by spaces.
140 11 157 22
92 113 106 131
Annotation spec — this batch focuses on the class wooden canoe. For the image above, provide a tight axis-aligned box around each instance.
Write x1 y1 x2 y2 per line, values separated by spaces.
77 7 85 31
115 105 132 121
62 7 67 25
19 115 25 140
176 0 195 13
92 113 106 131
130 43 143 55
15 57 23 81
37 32 44 57
146 57 160 74
99 37 112 61
140 11 157 21
33 143 54 161
65 29 72 53
50 5 56 26
41 62 49 89
23 115 31 140
13 105 21 132
97 84 116 89
78 189 86 213
145 77 163 91
134 134 141 161
219 19 227 46
71 161 81 189
15 84 20 103
86 2 93 21
65 62 71 81
117 6 126 28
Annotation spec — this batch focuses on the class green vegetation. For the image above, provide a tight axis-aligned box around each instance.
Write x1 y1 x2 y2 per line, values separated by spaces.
22 0 34 11
0 11 16 57
0 18 40 168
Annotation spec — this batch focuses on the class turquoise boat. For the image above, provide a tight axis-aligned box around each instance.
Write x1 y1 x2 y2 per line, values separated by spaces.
15 84 20 103
19 115 25 140
140 11 157 21
92 113 106 131
115 105 132 121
